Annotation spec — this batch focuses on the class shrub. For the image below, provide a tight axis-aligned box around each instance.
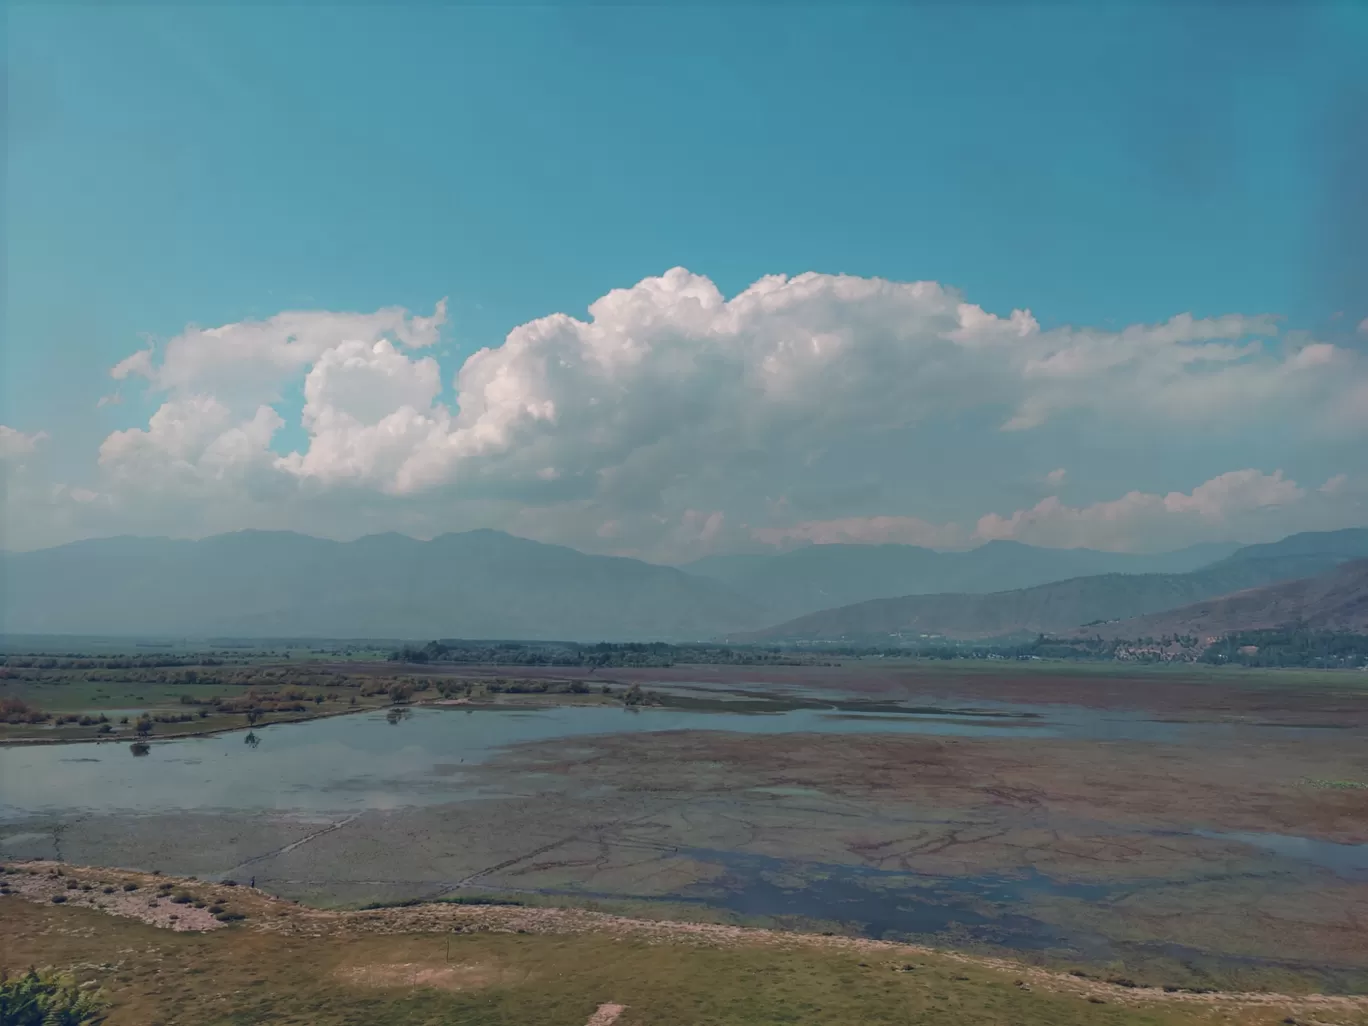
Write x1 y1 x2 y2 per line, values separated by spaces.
0 697 51 725
102 887 114 894
65 880 79 890
50 894 67 903
214 911 246 922
0 967 105 1025
170 893 192 904
207 904 224 914
122 883 137 892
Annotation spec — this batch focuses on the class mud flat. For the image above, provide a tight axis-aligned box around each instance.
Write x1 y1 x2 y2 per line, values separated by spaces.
3 667 1366 993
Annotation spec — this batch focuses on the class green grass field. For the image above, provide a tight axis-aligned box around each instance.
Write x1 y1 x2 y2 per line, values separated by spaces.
7 887 1350 1026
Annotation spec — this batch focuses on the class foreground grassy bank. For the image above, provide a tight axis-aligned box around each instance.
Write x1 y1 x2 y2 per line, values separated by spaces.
3 862 1366 1026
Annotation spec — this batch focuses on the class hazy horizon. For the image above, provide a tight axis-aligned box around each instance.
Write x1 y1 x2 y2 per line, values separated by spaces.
0 522 1266 563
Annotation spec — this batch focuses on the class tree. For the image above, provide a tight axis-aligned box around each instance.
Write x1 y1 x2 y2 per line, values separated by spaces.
246 708 263 726
134 716 153 737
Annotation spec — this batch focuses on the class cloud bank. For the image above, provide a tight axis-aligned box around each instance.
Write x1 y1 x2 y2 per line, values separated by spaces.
4 269 1365 558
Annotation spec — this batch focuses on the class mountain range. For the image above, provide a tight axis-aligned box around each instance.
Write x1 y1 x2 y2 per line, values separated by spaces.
734 528 1368 642
684 540 1240 623
0 530 761 641
1073 558 1368 641
2 527 1366 642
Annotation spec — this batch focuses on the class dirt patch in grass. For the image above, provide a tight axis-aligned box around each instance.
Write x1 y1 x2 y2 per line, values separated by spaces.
336 959 521 991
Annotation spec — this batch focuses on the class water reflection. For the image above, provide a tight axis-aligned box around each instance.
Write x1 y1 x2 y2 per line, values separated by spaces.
1 701 1360 819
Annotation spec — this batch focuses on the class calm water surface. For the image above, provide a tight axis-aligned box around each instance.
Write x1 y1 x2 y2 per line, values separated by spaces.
0 704 1052 817
0 701 1357 819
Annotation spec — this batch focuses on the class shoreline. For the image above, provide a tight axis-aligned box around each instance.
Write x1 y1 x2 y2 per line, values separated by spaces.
0 693 633 747
0 701 380 747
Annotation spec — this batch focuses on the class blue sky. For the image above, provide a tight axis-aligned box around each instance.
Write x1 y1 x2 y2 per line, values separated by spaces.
4 3 1367 557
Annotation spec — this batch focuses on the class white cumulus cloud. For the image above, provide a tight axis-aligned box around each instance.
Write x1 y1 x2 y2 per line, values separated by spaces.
0 426 48 462
745 469 1362 555
974 469 1310 551
4 269 1362 558
111 300 447 407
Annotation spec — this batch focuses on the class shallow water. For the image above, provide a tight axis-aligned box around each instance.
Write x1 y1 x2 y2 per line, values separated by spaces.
1 700 1356 818
1195 830 1368 879
5 701 1364 983
525 846 1121 953
0 704 1056 817
672 847 1119 952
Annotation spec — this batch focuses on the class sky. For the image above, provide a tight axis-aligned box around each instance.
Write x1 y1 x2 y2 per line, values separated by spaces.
3 3 1367 562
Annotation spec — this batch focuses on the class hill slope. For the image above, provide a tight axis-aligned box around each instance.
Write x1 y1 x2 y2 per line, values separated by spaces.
1076 559 1368 640
684 540 1238 622
0 530 764 641
736 528 1368 641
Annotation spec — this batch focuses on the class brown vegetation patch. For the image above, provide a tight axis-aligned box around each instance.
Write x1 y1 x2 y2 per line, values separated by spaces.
491 728 1368 842
496 662 1368 724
